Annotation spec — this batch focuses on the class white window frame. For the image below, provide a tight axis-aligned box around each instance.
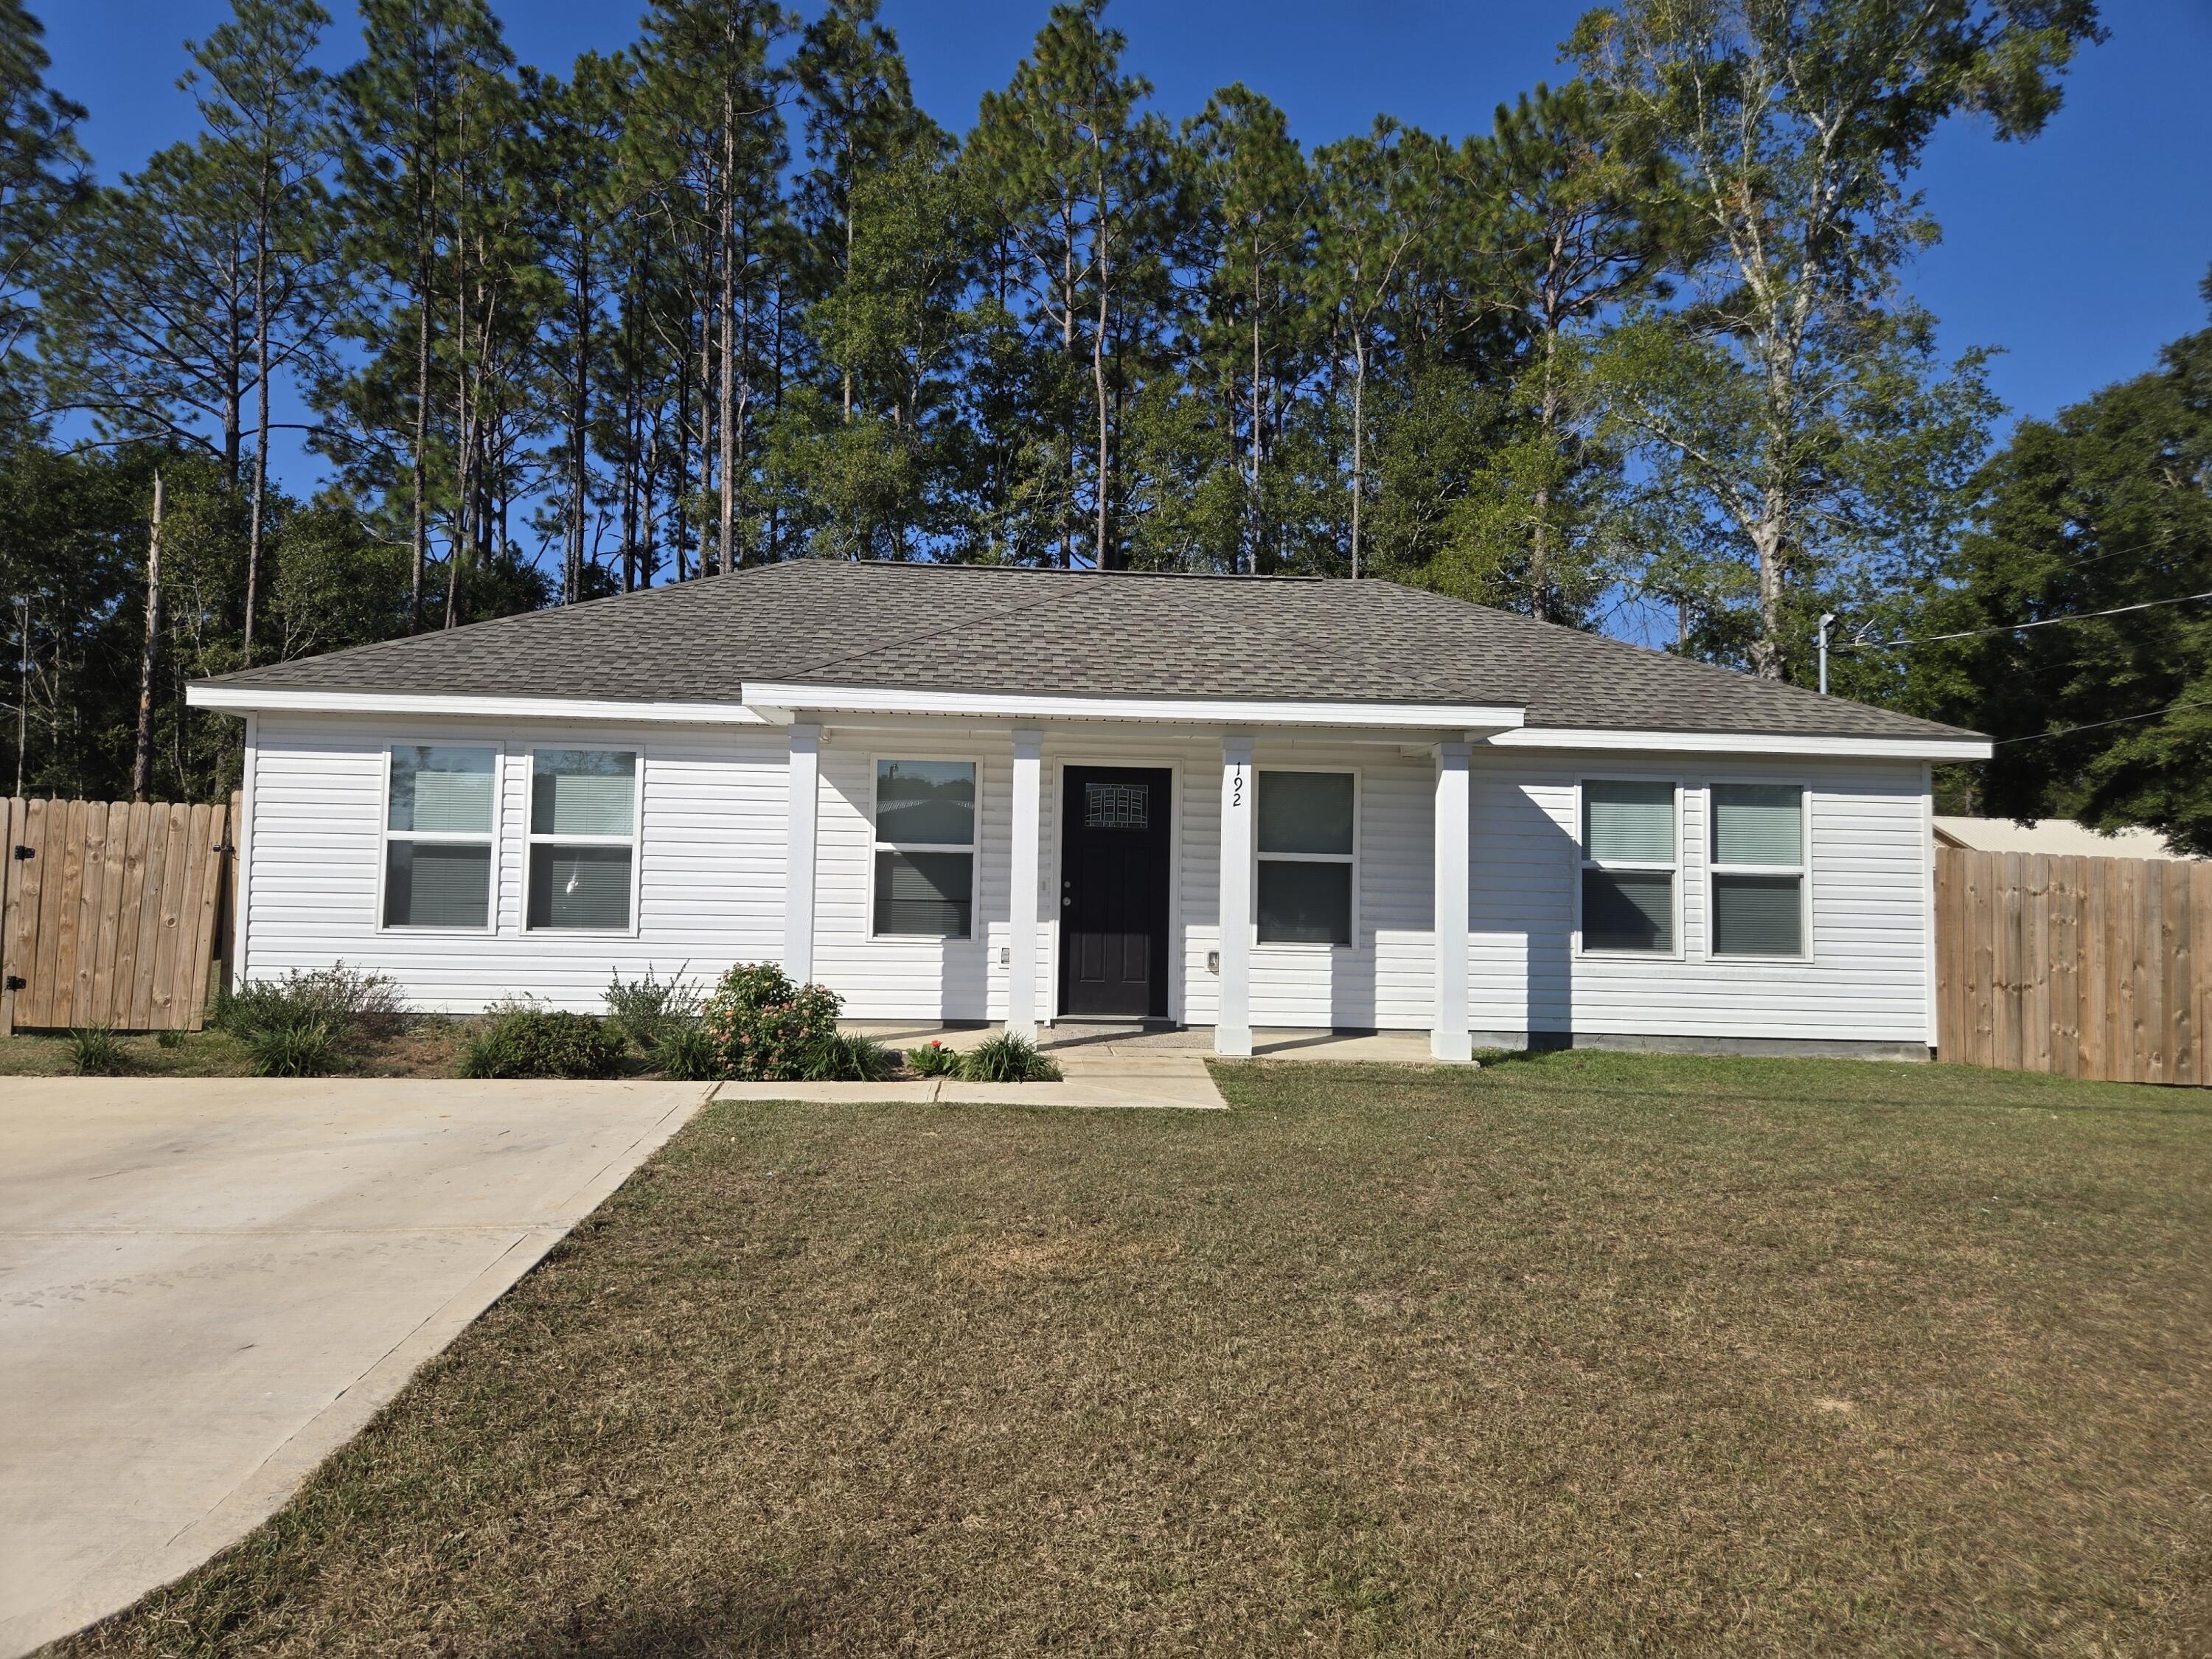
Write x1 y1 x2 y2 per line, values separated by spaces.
375 738 503 936
524 745 644 938
1705 776 1814 964
869 752 982 943
1253 765 1360 951
1573 775 1684 961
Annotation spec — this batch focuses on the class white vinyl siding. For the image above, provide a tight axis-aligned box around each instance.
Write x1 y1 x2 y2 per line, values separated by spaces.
240 713 1933 1043
1467 755 1931 1045
244 714 786 1011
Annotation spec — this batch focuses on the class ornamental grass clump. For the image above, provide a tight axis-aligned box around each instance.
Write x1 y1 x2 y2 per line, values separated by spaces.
699 962 844 1082
957 1031 1062 1083
804 1031 899 1082
69 1026 128 1076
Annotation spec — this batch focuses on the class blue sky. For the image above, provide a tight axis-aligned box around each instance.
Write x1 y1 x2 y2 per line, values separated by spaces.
38 0 2212 448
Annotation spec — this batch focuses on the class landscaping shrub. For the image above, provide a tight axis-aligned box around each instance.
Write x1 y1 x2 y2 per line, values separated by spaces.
155 1028 184 1049
652 1022 720 1082
69 1026 127 1076
699 962 843 1082
457 1004 625 1079
905 1038 959 1078
218 964 402 1049
603 965 702 1051
804 1031 899 1082
247 1018 338 1078
957 1031 1062 1083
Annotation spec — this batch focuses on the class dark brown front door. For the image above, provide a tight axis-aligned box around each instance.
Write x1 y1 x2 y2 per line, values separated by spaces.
1060 767 1172 1019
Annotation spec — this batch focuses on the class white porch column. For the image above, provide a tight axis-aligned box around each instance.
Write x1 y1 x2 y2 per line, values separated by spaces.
782 723 821 983
1217 731 1254 1057
1432 740 1472 1062
1006 728 1044 1042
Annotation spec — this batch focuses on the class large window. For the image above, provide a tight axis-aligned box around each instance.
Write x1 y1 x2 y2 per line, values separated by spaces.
1256 770 1355 946
1710 783 1806 957
383 744 496 929
1580 780 1677 953
873 759 975 938
527 749 637 931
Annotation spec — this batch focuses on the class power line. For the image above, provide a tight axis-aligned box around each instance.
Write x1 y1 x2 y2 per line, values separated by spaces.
1840 588 2212 650
1992 696 2212 746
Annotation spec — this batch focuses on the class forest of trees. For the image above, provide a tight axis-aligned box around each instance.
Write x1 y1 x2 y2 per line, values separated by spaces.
4 0 2205 857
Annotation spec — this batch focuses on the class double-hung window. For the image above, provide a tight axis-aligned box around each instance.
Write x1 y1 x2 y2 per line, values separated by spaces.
383 745 496 929
1709 784 1807 957
1579 780 1677 953
873 759 975 938
1256 770 1355 946
527 749 637 931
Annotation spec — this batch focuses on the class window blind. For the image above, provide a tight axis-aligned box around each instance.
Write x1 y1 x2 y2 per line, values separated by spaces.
1583 781 1674 863
1712 785 1802 866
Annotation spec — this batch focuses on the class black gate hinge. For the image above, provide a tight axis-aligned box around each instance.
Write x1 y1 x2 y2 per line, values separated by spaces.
10 844 31 860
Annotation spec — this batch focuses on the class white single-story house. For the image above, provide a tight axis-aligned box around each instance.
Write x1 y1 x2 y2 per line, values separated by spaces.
188 560 1991 1060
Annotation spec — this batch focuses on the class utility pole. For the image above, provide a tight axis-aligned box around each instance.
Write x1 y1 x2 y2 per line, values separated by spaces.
131 473 165 803
1817 611 1835 696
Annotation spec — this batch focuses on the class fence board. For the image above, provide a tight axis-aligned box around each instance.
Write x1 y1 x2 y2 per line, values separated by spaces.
1935 845 2207 1086
0 796 234 1032
0 798 19 1037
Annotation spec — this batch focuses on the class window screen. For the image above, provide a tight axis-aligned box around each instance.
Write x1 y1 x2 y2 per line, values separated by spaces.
1579 780 1675 953
383 745 495 928
1256 771 1354 945
383 841 492 929
874 760 975 938
1711 784 1805 956
526 750 636 931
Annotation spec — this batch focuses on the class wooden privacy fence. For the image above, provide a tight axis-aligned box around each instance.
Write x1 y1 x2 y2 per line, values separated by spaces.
1935 846 2208 1085
0 796 236 1036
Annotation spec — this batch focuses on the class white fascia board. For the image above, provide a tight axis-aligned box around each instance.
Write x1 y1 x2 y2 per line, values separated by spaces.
1487 725 1992 761
186 684 771 726
738 682 1526 731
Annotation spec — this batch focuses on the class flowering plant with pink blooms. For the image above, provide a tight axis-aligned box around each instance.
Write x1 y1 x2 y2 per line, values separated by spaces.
699 961 844 1081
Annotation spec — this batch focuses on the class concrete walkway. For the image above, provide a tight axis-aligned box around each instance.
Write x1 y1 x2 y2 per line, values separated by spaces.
0 1078 706 1658
712 1048 1226 1110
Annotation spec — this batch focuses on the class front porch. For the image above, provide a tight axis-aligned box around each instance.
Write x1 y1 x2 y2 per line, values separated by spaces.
770 703 1519 1062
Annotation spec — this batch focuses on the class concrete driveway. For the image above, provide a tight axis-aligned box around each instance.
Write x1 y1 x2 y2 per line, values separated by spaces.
0 1077 706 1657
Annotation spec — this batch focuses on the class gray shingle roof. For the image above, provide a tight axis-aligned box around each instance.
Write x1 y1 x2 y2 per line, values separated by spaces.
200 560 1978 742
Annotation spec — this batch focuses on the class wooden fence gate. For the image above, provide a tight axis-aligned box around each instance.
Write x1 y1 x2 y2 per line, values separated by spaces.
1934 846 2208 1085
0 796 235 1036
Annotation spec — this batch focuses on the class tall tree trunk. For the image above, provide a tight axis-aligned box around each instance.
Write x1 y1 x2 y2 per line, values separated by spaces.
1249 233 1262 577
841 133 854 424
243 156 273 668
1528 328 1559 622
717 120 737 576
697 291 714 578
569 229 591 603
1349 329 1366 580
131 473 164 804
1092 214 1110 571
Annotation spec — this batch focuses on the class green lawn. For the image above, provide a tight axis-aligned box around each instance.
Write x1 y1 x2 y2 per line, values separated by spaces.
53 1054 2212 1657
